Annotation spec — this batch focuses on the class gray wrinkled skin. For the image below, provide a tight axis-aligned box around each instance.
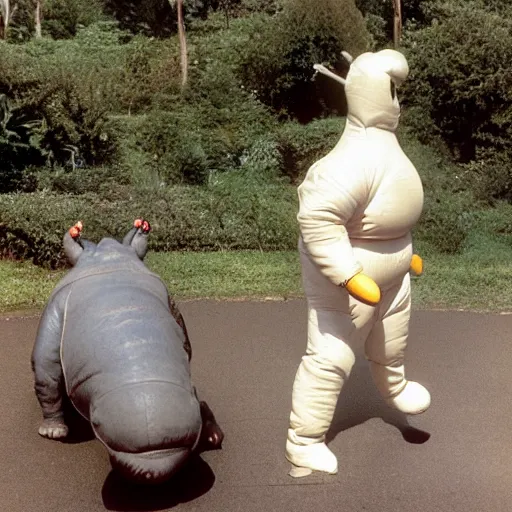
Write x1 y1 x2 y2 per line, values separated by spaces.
31 225 220 483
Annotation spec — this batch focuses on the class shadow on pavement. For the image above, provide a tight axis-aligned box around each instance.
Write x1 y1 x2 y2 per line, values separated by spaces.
59 397 96 444
101 456 215 512
326 359 431 445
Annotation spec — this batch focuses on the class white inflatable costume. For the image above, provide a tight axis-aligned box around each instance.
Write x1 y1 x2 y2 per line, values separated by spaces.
285 50 431 477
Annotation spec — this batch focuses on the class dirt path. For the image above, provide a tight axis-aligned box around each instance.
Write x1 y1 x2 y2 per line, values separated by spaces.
1 300 511 512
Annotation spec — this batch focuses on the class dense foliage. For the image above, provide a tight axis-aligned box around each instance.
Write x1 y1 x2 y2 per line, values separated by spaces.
238 0 370 121
0 0 511 266
401 0 512 202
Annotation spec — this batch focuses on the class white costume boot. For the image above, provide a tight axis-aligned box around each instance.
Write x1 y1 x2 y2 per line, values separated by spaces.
365 274 431 415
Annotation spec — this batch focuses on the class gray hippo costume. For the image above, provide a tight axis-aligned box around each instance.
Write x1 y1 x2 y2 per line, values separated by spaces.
31 220 223 484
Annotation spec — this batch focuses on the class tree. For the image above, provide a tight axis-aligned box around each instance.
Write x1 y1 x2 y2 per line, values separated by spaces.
392 0 401 46
103 0 175 38
239 0 371 121
0 0 15 39
170 0 188 90
401 1 512 200
34 0 42 37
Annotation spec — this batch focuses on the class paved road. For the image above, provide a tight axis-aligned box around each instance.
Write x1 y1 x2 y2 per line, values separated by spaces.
1 300 511 512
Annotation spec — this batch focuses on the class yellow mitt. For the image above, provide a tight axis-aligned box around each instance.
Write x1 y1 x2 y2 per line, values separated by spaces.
410 254 423 276
345 272 381 306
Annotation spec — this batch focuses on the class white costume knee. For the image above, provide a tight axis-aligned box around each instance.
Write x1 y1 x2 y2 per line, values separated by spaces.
289 307 356 440
286 305 355 475
365 274 430 414
289 252 376 438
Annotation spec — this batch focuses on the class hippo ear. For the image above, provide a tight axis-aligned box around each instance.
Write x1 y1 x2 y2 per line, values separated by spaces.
63 222 84 266
131 231 149 260
122 227 137 247
125 219 151 260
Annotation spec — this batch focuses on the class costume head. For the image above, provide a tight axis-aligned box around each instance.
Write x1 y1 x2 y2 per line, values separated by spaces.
314 49 409 131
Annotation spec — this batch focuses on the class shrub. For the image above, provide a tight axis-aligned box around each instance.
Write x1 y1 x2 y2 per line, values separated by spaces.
43 0 106 39
0 35 120 173
458 151 512 204
275 117 343 183
0 96 47 193
469 202 512 239
237 1 371 121
355 0 427 42
137 85 276 185
401 1 512 163
36 164 132 197
0 181 299 267
414 190 474 254
103 0 176 38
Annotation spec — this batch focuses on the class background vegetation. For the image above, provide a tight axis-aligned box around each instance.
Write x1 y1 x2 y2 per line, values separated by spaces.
0 0 510 307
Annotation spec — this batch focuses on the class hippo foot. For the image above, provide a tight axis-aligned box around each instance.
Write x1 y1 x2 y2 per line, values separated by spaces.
199 401 224 450
38 416 69 439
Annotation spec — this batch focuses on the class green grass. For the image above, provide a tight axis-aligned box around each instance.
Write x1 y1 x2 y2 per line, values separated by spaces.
145 251 303 300
0 251 304 313
1 242 511 314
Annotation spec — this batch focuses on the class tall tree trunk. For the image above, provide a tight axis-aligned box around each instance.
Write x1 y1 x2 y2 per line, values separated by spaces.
392 0 402 47
176 0 188 90
34 0 42 38
0 0 9 40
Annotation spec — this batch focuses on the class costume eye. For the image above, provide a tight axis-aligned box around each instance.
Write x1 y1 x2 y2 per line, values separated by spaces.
390 81 396 100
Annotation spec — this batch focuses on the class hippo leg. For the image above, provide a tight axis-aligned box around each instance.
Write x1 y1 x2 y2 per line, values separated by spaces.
168 295 223 450
31 296 69 440
198 399 224 450
168 295 192 360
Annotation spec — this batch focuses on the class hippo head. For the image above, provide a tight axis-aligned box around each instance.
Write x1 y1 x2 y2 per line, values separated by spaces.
91 382 203 484
63 219 151 267
314 49 409 131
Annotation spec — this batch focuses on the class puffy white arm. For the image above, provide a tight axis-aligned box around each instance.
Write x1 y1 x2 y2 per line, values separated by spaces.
298 170 363 286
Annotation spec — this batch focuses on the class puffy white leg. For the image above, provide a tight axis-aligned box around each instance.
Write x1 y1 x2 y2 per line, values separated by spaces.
286 253 376 476
286 306 356 476
365 273 431 415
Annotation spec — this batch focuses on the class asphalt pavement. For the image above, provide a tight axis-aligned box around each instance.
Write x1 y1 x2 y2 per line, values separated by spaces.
1 300 511 512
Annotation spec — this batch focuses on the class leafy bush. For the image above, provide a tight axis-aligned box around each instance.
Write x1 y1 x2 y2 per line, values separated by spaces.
103 0 176 38
400 1 512 204
469 202 512 240
0 96 46 193
0 34 120 175
275 117 343 183
356 0 427 42
401 0 512 202
36 164 132 197
237 1 370 121
0 180 299 267
459 151 512 204
414 190 474 254
43 0 106 39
